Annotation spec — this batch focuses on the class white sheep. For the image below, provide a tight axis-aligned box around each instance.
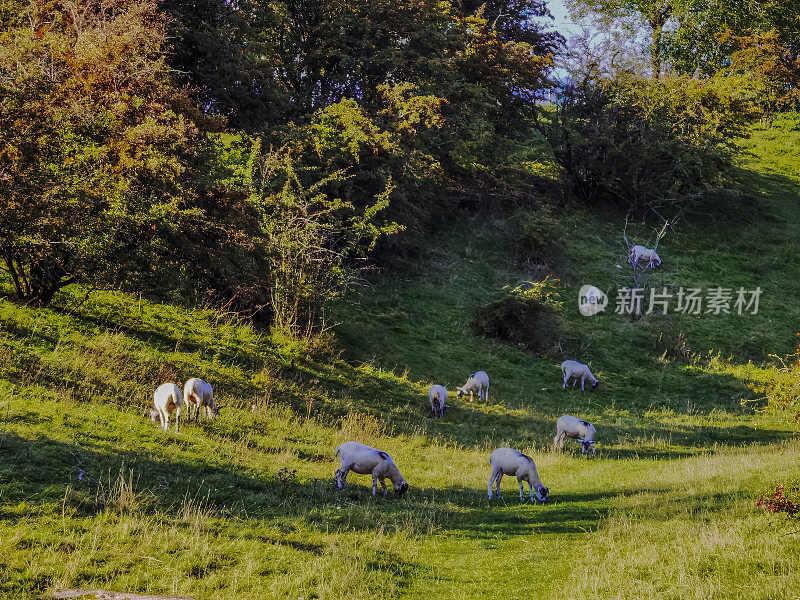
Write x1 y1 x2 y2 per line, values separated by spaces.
561 360 599 391
153 382 182 432
334 441 409 497
456 370 489 403
487 447 549 501
183 378 218 422
628 244 661 269
428 384 449 418
554 414 597 456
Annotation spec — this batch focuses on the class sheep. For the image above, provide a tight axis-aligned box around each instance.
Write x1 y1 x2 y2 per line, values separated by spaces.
153 382 182 432
456 370 489 403
428 384 449 418
561 360 599 391
183 378 218 422
334 441 408 497
487 447 549 502
554 414 597 456
628 244 661 269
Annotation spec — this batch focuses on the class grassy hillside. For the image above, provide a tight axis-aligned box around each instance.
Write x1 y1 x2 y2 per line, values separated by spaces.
2 116 800 599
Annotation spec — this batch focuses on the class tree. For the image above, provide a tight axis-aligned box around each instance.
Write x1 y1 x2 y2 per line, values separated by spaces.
0 0 199 305
721 28 800 121
567 0 689 78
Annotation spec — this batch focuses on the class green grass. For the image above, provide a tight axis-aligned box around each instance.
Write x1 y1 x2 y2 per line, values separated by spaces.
3 116 800 599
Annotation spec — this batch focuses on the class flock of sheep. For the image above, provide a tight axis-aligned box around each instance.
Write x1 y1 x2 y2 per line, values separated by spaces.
147 241 665 501
149 360 599 503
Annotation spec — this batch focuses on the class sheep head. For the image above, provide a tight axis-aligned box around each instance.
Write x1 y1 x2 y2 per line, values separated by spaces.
535 485 549 502
456 387 466 398
591 380 599 389
581 440 597 454
395 481 409 498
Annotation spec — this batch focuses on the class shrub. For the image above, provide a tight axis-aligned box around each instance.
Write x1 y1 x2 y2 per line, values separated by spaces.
511 206 562 261
471 277 563 352
754 333 800 423
757 485 799 516
538 71 758 214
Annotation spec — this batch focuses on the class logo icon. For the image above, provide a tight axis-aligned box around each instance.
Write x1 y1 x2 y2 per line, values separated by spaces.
578 285 608 316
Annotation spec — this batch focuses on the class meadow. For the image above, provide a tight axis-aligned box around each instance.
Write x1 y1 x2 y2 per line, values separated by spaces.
2 117 800 599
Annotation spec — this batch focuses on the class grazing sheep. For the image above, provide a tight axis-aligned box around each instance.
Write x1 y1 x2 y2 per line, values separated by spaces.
428 384 449 418
456 371 489 403
153 382 182 432
561 360 599 391
554 414 597 456
334 441 408 497
628 244 661 269
487 447 549 501
183 378 218 422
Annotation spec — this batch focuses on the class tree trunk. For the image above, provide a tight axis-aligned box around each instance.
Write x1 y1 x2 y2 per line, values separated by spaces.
650 21 663 80
648 3 673 80
2 252 77 306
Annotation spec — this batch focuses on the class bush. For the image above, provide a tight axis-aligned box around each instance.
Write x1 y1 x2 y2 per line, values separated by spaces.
757 485 799 516
471 277 563 352
538 71 758 214
511 206 562 261
754 334 800 424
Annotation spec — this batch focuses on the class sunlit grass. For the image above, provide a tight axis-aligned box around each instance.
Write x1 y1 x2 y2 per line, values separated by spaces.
2 118 800 598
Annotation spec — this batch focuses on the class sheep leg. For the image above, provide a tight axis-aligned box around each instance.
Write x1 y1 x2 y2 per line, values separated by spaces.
518 478 525 501
487 468 497 498
494 472 503 498
554 431 564 450
581 377 585 391
371 472 379 496
175 405 180 433
335 467 349 489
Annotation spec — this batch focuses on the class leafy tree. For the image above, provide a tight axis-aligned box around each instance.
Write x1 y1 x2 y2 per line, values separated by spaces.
0 0 199 305
566 0 692 78
721 27 800 121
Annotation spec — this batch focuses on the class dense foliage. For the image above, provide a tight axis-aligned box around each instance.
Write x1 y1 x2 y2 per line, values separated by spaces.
539 71 757 212
471 278 563 353
2 0 798 331
0 0 564 328
0 0 200 306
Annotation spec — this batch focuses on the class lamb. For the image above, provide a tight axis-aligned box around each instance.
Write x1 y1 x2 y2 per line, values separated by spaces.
554 414 597 456
456 370 489 403
183 378 218 422
428 384 449 418
334 441 409 497
153 382 182 432
561 360 599 391
628 244 661 269
487 447 549 502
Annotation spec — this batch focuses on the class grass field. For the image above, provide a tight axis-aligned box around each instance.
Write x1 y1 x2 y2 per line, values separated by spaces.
2 116 800 599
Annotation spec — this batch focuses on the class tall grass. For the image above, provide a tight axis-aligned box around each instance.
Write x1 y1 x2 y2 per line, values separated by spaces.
2 118 800 598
